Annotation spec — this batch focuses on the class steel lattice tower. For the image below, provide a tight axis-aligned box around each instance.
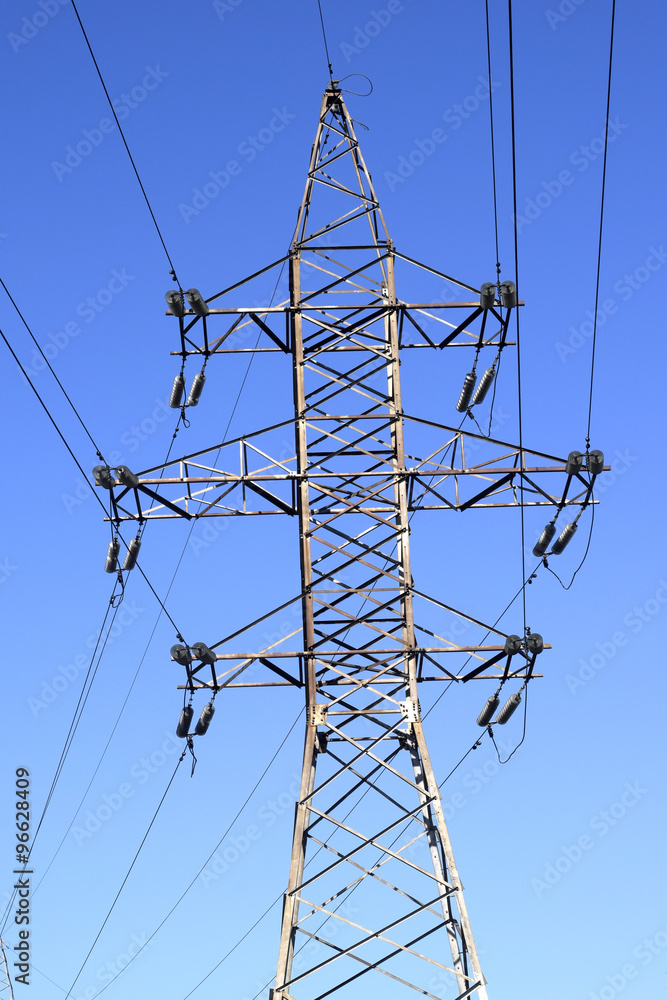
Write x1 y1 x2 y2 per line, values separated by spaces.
0 940 16 1000
98 84 603 1000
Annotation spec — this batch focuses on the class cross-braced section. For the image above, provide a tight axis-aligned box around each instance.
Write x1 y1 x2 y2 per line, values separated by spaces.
0 941 16 1000
272 718 483 1000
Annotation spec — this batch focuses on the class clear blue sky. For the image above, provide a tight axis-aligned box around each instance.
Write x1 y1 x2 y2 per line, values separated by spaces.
1 1 665 999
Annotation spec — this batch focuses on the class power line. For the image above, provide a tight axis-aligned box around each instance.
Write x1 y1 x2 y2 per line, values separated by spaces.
30 265 288 908
69 0 182 286
507 0 527 636
30 599 120 840
88 708 303 997
316 0 335 85
30 596 170 896
586 0 617 445
2 293 187 639
0 276 107 464
63 749 187 1000
27 545 190 906
0 588 121 934
0 326 110 519
0 318 182 936
183 894 284 1000
29 419 223 914
484 0 501 275
1 273 192 639
0 318 192 933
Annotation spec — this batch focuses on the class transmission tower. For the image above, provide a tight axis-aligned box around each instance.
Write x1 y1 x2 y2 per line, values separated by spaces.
96 83 603 999
0 940 15 1000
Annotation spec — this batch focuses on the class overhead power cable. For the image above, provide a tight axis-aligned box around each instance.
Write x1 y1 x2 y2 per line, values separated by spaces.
507 0 527 636
1 277 188 637
31 253 289 913
484 0 501 276
0 588 121 934
69 0 182 286
32 585 177 896
86 707 303 998
183 894 284 1000
0 326 110 519
41 359 261 889
2 321 187 638
0 276 108 465
30 421 211 910
316 0 335 85
0 315 190 934
2 283 188 640
63 750 187 999
28 601 120 841
586 0 617 446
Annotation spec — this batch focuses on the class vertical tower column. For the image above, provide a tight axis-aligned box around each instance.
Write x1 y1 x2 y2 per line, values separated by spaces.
273 122 489 992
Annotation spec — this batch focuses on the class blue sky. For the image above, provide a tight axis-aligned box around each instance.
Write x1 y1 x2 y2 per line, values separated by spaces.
1 1 666 999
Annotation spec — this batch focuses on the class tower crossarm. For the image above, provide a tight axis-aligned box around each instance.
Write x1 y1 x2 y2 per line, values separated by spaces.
98 422 606 522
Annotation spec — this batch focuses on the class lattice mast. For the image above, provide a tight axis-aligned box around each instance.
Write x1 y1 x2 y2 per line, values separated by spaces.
95 83 605 1000
0 940 16 1000
273 86 487 1000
